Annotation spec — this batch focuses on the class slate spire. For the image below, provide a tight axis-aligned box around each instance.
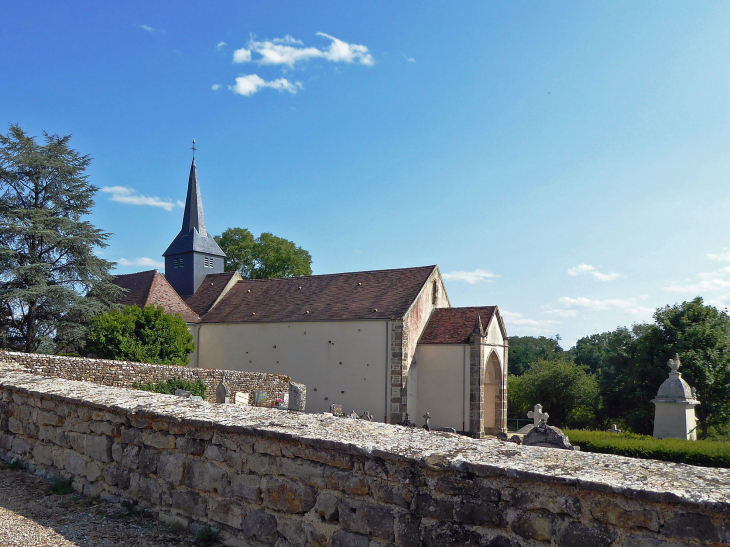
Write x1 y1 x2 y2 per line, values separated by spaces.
181 159 207 237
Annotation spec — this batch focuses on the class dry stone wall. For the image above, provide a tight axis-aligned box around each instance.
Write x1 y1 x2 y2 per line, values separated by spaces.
0 351 290 405
1 365 729 547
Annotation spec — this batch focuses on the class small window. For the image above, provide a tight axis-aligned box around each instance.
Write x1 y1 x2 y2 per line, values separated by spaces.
432 280 439 304
180 257 184 268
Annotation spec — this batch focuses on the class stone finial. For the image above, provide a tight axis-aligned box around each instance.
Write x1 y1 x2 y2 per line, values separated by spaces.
471 313 485 337
668 354 681 374
527 404 549 426
423 412 431 431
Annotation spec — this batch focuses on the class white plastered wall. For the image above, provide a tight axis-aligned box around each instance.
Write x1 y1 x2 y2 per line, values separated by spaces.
413 344 469 432
194 320 389 420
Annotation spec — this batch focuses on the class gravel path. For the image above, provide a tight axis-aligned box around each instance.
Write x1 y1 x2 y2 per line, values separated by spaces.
0 464 201 547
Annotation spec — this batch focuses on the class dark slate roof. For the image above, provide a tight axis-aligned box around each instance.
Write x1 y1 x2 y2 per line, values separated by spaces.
112 270 199 323
200 265 437 323
418 306 499 344
184 271 239 315
163 159 225 258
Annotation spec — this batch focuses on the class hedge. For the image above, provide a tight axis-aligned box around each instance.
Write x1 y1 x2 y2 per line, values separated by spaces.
563 429 730 468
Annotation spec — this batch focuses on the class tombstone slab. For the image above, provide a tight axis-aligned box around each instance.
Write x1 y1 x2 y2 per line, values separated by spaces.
288 382 306 412
523 423 575 450
216 377 231 404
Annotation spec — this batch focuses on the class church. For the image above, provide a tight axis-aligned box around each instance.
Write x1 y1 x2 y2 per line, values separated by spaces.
113 157 508 437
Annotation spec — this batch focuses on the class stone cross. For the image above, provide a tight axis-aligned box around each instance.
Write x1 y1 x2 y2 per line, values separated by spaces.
608 424 622 433
423 412 431 431
527 404 549 426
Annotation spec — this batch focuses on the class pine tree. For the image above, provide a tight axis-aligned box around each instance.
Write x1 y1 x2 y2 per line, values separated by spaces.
0 124 121 353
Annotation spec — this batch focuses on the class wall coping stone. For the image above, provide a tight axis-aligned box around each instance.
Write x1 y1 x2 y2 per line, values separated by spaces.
2 363 730 513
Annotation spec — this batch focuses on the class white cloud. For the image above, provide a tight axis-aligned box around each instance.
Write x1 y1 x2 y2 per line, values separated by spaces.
558 295 652 315
442 269 499 284
229 74 300 97
233 48 252 63
708 250 730 262
138 24 155 33
403 54 416 63
664 267 730 293
234 33 374 68
101 186 181 211
216 41 227 50
541 308 578 318
211 84 221 91
116 257 164 269
500 310 560 331
567 263 621 282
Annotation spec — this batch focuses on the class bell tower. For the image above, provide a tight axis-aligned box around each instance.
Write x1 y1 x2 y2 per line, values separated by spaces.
163 143 226 296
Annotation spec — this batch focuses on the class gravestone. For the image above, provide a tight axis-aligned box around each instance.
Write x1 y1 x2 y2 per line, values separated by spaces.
423 412 431 431
361 411 372 421
330 404 343 417
348 410 359 419
288 382 306 412
174 389 191 398
235 392 249 406
608 424 622 433
518 403 550 434
523 421 576 450
652 354 700 440
216 376 231 404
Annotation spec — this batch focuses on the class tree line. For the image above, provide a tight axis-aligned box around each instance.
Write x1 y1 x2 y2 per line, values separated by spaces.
508 298 730 439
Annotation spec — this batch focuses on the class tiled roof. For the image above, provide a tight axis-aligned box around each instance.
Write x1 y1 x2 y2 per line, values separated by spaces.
418 306 498 344
199 265 437 323
184 271 239 315
112 270 199 323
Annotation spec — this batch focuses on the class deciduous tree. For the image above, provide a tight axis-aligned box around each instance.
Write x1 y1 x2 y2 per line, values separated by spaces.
214 227 312 279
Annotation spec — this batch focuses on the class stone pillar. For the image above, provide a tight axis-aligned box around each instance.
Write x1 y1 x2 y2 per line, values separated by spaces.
652 354 700 440
469 316 486 438
288 382 306 411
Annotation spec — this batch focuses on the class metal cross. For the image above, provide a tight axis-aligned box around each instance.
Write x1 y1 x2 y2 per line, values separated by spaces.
191 139 196 158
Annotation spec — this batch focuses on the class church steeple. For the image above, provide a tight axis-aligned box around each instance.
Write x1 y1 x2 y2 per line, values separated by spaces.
181 159 207 237
163 146 225 297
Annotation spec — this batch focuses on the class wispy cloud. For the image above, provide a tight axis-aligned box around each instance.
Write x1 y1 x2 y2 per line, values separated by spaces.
501 310 560 331
211 84 221 91
708 250 730 262
664 267 730 293
216 41 227 50
229 74 301 97
558 295 652 315
233 33 374 68
116 257 164 269
402 54 416 63
541 307 578 318
442 269 499 284
138 24 155 33
567 263 621 282
101 186 181 211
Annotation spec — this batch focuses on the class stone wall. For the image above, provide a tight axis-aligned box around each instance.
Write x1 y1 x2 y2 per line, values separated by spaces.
1 365 729 547
0 351 290 405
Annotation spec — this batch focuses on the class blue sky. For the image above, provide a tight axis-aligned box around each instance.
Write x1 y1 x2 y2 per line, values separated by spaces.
3 2 730 347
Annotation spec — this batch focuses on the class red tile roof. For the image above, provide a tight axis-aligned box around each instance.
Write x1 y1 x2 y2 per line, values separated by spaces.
418 306 499 344
112 270 199 323
184 271 239 315
200 265 437 323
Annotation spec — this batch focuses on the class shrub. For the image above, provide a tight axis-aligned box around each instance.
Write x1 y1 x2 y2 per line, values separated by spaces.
564 429 730 468
48 477 74 495
134 377 208 399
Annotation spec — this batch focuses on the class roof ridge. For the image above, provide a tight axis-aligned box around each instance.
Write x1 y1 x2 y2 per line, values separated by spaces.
112 269 157 278
232 265 438 283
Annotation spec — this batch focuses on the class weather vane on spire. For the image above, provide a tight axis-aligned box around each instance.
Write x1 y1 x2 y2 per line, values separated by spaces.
191 139 196 159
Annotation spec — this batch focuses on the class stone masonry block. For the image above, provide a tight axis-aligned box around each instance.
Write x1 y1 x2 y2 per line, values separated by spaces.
330 530 368 547
32 443 54 466
85 435 113 462
172 488 208 518
339 498 395 542
261 476 316 514
157 451 186 485
414 494 453 521
208 497 247 528
184 459 230 496
243 510 279 543
231 473 261 501
142 430 177 450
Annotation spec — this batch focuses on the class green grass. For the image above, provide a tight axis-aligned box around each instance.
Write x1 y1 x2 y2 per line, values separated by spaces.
195 525 220 546
564 429 730 468
48 477 74 495
133 377 207 399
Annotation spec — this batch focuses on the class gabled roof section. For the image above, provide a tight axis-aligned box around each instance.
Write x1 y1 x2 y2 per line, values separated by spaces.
112 270 199 323
185 271 241 316
418 306 500 344
200 265 438 323
162 159 226 258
